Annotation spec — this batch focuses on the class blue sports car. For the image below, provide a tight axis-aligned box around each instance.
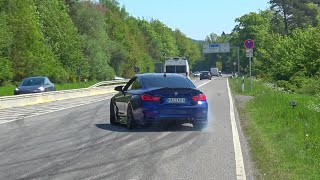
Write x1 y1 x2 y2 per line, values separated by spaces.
110 73 208 130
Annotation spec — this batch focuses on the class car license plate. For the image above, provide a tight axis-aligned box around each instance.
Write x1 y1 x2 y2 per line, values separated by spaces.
167 98 185 104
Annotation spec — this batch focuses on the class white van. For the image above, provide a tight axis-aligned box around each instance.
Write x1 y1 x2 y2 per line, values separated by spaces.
210 67 219 77
164 57 190 77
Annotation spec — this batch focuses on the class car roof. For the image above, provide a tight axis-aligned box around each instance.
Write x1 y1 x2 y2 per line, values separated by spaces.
24 76 47 79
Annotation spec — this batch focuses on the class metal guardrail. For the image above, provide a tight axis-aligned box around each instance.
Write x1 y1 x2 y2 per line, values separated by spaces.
89 79 129 88
0 79 129 109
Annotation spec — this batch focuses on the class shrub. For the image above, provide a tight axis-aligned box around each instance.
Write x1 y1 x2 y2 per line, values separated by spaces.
0 58 13 85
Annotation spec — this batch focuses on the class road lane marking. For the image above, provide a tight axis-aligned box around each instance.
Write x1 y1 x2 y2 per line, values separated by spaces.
227 79 246 180
196 79 214 88
0 97 112 125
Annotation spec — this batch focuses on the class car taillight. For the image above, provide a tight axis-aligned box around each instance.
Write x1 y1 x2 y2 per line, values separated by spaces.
192 94 206 101
141 94 161 101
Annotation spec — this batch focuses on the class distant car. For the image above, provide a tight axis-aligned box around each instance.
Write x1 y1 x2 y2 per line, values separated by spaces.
110 73 208 130
200 71 212 80
210 68 219 77
14 76 55 95
193 71 201 77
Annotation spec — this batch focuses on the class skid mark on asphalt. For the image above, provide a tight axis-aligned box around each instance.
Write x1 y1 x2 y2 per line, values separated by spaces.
0 94 114 125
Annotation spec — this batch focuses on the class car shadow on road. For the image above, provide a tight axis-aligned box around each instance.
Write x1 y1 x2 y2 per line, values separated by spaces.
95 123 200 132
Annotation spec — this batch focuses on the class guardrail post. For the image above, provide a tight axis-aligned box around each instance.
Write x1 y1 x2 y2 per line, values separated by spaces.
241 76 245 92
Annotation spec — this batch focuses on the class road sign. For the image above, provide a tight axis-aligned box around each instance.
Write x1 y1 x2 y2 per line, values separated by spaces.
134 66 140 74
203 44 219 53
219 43 230 53
246 49 253 57
203 43 230 54
244 39 254 49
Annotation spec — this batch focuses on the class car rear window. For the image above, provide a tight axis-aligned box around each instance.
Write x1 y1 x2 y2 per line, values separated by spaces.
201 71 209 74
165 66 175 73
175 66 186 73
141 76 196 89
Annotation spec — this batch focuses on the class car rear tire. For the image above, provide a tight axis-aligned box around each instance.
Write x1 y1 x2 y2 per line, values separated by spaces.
127 105 135 130
110 100 118 125
193 123 207 130
160 121 168 130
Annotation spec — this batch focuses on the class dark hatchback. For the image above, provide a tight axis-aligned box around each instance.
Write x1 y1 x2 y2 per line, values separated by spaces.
200 71 212 80
14 76 55 95
110 73 208 130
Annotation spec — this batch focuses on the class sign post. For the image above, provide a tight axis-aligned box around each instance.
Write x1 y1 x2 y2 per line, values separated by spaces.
244 39 254 92
237 47 240 76
134 66 140 74
233 61 236 77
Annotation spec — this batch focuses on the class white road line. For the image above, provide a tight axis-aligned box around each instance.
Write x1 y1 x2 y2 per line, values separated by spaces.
196 79 214 88
227 79 246 180
0 99 110 125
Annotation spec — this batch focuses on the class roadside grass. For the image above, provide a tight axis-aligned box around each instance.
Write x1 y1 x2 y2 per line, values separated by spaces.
0 81 99 96
55 80 99 91
0 84 16 96
230 77 320 180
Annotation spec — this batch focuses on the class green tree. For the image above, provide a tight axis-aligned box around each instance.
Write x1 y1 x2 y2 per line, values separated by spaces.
0 1 13 84
269 0 319 33
7 0 61 82
35 0 88 82
175 29 203 68
72 1 114 80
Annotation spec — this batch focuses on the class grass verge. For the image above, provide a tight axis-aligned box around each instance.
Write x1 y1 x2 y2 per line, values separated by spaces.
230 77 320 180
54 81 99 91
0 84 16 96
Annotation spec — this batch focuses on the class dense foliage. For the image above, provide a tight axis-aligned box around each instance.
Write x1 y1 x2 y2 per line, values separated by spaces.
202 0 320 95
1 0 319 95
0 0 203 85
232 1 320 95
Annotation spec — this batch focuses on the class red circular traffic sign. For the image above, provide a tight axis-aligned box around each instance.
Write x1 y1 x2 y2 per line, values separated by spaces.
244 39 254 49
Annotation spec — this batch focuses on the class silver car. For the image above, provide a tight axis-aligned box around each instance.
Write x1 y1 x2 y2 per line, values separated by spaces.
14 76 55 95
193 71 201 77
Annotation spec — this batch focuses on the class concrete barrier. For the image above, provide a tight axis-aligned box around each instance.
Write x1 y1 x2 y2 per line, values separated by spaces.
0 84 125 109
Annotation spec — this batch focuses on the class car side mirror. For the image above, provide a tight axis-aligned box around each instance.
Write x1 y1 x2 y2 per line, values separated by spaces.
114 85 123 92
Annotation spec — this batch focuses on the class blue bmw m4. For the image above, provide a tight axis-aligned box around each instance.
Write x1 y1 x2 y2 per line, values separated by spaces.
110 73 208 130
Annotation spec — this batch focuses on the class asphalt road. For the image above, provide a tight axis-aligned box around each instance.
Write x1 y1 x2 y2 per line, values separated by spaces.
0 77 254 180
